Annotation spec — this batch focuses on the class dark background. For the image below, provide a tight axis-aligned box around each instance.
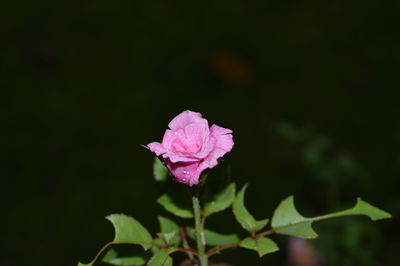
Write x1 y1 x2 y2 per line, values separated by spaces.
2 1 399 265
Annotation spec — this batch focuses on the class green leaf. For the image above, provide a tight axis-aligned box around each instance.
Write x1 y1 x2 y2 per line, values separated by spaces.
271 196 316 238
102 249 146 266
158 216 181 245
147 247 178 266
276 221 317 238
157 232 176 245
186 227 240 246
271 196 306 227
232 184 269 232
204 230 240 246
158 216 179 234
157 194 193 218
153 157 168 182
271 196 392 239
163 256 173 266
204 183 236 216
108 257 146 266
140 144 150 150
78 262 94 266
337 198 392 221
106 214 153 249
102 249 118 262
151 238 164 254
147 249 169 266
240 237 279 257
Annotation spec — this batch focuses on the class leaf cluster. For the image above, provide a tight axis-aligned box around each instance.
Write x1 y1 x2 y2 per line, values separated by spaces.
78 158 391 265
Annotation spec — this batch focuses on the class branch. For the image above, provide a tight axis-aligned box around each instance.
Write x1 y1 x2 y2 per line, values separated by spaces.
180 226 195 260
206 228 276 256
80 241 198 265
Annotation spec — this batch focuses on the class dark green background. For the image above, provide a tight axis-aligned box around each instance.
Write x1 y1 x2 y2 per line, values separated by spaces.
2 1 399 265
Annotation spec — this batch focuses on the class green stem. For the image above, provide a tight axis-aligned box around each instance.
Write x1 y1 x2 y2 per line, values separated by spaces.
192 196 208 266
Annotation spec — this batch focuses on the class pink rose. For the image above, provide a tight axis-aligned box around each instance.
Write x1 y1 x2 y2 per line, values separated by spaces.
148 110 234 186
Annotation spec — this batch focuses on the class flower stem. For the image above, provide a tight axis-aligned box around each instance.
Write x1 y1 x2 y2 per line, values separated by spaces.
192 196 208 266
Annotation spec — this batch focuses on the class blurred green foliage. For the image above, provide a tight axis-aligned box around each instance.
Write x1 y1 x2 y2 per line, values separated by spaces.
2 0 399 265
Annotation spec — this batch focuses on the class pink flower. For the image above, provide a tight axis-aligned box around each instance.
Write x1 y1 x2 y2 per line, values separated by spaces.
148 110 234 186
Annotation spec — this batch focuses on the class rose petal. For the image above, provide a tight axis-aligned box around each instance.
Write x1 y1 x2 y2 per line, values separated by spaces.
162 129 185 150
210 125 234 152
190 136 216 159
163 151 198 163
201 125 234 168
165 160 203 186
184 122 209 146
168 110 208 131
160 129 174 149
147 142 167 156
202 148 226 169
210 124 232 135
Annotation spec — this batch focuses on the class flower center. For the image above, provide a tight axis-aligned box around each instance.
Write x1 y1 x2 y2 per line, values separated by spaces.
170 137 201 155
